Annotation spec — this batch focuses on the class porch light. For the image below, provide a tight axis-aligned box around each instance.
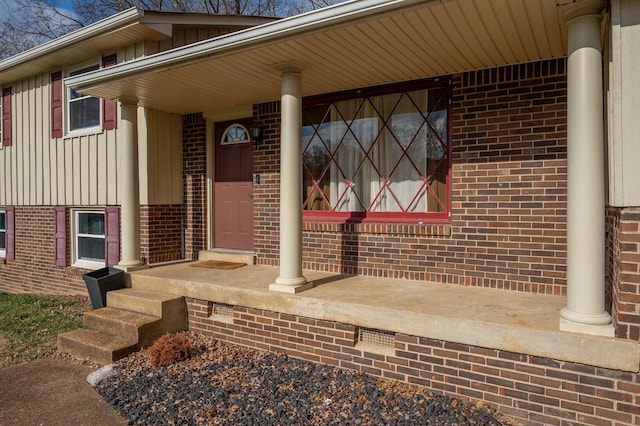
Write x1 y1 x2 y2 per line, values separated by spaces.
250 125 263 146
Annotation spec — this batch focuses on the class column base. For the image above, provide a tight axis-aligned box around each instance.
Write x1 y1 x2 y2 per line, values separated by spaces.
269 280 314 294
560 307 614 337
114 262 148 272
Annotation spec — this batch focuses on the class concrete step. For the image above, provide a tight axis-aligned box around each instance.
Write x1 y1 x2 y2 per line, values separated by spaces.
107 288 185 320
58 287 187 365
198 249 255 265
83 307 161 346
57 328 138 365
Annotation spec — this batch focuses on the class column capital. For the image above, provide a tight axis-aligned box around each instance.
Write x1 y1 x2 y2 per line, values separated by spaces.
559 0 605 22
272 61 304 75
118 97 138 106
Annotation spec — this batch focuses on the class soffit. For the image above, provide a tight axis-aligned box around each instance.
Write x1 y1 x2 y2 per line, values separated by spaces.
73 0 572 114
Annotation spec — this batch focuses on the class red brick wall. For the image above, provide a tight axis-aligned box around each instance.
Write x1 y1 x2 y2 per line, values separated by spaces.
252 102 281 266
186 299 640 426
140 205 184 265
183 113 207 260
608 207 640 340
0 206 87 295
252 59 568 295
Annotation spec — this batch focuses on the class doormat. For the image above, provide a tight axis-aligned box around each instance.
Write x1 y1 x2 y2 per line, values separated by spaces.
189 260 247 270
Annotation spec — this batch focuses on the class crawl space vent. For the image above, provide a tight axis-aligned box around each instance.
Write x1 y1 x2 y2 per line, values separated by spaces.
358 327 395 349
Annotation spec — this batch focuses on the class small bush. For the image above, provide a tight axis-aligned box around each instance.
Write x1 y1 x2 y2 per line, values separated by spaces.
148 333 191 367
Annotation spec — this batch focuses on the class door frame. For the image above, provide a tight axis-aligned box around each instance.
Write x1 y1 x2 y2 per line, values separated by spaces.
203 105 255 251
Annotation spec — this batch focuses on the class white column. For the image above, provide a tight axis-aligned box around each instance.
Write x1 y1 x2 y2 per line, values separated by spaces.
560 7 613 336
270 65 313 293
115 100 145 271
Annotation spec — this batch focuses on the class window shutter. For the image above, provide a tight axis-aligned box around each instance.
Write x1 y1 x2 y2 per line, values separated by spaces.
54 206 66 266
104 207 120 267
51 72 63 138
102 54 117 131
2 87 12 147
5 206 15 261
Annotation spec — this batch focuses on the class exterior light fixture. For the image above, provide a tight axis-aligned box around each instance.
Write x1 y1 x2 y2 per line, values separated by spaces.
250 125 263 146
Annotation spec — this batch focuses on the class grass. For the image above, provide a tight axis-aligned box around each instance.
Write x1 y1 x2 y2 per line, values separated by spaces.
0 292 89 367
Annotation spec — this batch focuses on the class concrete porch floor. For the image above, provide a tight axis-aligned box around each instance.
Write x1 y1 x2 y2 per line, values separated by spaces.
129 262 639 372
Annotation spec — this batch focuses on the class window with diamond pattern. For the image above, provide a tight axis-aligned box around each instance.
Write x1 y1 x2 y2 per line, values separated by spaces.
302 80 450 222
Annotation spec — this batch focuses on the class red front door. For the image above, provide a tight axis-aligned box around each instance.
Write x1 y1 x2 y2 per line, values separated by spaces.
214 119 254 250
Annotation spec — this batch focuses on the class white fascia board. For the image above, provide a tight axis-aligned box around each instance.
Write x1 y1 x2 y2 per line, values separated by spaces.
0 8 142 74
67 0 440 93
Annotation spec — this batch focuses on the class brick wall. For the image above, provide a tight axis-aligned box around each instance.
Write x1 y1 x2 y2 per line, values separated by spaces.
252 59 568 295
252 102 281 266
608 207 640 340
0 206 86 295
140 204 184 265
186 298 640 426
183 113 207 260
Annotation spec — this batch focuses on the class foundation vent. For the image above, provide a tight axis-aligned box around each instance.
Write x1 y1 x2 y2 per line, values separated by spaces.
208 302 234 321
358 327 395 349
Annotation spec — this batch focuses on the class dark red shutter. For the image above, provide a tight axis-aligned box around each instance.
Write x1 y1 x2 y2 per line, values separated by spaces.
5 206 15 261
54 206 66 266
104 207 120 267
2 87 12 147
102 54 117 131
51 72 63 138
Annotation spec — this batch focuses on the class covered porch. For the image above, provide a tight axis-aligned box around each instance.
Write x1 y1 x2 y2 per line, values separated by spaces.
127 260 639 373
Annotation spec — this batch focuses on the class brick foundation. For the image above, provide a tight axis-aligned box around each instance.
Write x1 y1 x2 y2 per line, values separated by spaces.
0 206 87 295
187 298 640 426
140 204 184 265
607 206 640 340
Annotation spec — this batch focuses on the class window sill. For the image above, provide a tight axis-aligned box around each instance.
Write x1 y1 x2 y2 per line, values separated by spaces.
302 221 452 237
64 126 103 139
72 260 105 270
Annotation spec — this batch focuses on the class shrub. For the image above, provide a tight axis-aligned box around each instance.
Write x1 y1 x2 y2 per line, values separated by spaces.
148 333 191 367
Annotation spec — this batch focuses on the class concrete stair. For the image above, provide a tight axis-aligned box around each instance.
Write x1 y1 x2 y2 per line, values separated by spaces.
57 288 187 365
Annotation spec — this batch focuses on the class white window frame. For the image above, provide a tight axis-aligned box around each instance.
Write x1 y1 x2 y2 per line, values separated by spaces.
66 62 101 135
0 208 5 258
72 209 105 269
221 124 251 145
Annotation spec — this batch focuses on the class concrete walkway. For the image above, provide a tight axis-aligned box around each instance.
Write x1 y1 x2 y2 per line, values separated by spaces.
130 262 640 372
0 358 125 426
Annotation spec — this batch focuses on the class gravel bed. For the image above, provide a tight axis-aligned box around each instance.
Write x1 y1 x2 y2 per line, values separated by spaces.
94 332 518 425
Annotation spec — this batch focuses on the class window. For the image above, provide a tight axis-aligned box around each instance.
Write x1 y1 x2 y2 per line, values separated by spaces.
302 80 450 223
73 210 105 268
221 124 251 145
67 64 100 132
0 209 5 257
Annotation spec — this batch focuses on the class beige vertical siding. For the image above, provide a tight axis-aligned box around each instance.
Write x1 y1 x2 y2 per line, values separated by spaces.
0 42 184 207
608 0 640 207
139 108 183 205
0 71 121 206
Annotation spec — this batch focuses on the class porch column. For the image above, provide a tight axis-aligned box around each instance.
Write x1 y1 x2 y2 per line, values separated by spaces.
560 3 613 336
270 65 312 293
115 100 144 271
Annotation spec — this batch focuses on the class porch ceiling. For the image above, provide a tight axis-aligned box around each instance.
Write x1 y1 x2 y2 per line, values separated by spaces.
70 0 574 114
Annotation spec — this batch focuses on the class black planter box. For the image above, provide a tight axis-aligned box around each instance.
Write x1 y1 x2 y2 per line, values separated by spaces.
82 267 125 309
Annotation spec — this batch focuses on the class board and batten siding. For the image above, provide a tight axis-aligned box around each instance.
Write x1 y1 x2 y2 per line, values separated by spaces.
0 72 119 206
139 108 183 206
0 78 183 207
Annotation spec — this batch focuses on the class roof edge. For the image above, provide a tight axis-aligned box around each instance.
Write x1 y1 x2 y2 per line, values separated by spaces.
68 0 440 94
0 7 143 74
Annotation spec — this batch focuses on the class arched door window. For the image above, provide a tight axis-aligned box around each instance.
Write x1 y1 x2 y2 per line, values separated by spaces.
221 124 251 145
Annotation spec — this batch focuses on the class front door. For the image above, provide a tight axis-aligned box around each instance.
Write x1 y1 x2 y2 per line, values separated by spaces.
214 119 254 250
